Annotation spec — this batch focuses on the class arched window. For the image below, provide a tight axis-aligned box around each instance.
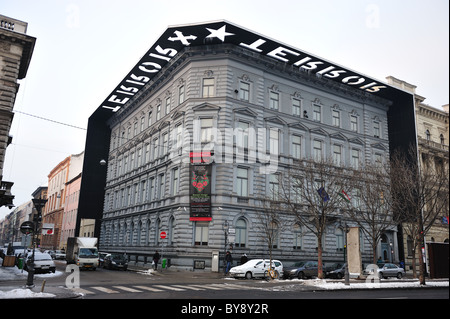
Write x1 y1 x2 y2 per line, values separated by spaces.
235 219 247 248
426 129 431 141
440 134 445 145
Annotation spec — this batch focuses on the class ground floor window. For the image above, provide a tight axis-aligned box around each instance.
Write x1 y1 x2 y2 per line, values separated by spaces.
195 222 209 246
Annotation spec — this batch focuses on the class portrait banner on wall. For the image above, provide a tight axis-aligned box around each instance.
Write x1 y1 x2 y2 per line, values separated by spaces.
189 152 212 221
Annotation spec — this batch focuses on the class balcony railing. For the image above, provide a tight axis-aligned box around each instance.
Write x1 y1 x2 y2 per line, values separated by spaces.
418 137 449 153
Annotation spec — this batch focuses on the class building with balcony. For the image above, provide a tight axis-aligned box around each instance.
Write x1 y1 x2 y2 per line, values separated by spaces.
0 15 36 209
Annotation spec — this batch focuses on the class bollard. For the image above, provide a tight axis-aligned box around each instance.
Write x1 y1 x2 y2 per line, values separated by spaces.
41 280 46 292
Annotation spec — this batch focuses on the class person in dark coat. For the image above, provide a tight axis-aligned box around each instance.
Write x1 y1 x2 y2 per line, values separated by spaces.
153 251 160 270
225 251 233 274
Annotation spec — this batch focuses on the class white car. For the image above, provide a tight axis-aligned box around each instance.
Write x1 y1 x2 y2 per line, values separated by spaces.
229 259 283 279
24 252 56 273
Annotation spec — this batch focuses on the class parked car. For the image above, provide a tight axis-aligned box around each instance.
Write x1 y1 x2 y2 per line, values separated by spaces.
326 263 346 279
54 250 66 260
363 263 405 279
24 252 56 273
284 261 324 279
103 253 128 271
229 259 283 279
43 250 56 259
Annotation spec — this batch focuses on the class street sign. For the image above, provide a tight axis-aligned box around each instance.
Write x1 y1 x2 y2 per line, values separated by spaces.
160 231 167 239
20 221 35 235
42 223 54 235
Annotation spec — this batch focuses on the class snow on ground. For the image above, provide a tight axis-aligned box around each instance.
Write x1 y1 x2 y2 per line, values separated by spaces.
0 289 55 299
294 278 449 290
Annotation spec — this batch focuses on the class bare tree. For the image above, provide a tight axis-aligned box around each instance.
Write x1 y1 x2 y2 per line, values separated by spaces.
390 145 449 285
279 157 346 279
255 195 290 279
343 161 397 264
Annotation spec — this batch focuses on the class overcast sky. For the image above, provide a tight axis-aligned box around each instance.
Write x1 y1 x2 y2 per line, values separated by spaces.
1 0 448 220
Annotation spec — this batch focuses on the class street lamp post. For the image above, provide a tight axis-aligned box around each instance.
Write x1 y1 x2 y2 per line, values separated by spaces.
339 222 350 286
222 220 229 273
26 198 47 288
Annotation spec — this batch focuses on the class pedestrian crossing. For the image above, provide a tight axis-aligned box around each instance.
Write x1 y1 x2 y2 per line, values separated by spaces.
70 283 249 296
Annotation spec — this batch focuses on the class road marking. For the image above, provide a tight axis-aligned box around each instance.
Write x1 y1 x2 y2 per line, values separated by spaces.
91 286 119 294
190 284 222 290
172 285 205 291
153 285 185 291
134 285 164 292
113 286 142 293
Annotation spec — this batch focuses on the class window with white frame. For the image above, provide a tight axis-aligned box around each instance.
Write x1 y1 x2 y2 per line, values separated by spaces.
165 96 171 114
332 110 340 127
239 81 250 101
149 177 155 201
235 219 247 248
236 167 249 197
269 174 280 199
202 78 214 97
236 121 249 149
351 149 360 169
269 91 279 110
313 104 321 122
156 104 161 121
179 85 185 104
158 174 165 199
195 222 209 246
292 135 301 159
200 118 214 143
292 98 301 116
172 168 179 195
269 128 279 155
373 121 380 138
293 224 302 249
313 140 323 161
333 144 342 166
350 115 358 132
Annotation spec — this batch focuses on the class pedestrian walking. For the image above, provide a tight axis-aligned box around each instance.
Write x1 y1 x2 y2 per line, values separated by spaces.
153 250 160 270
225 251 233 274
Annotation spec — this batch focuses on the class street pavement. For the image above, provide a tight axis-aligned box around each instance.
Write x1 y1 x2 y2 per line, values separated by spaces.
0 263 448 299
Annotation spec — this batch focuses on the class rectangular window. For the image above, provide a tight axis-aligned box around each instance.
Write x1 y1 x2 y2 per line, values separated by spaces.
159 174 165 199
153 138 158 160
172 168 179 195
179 85 185 104
292 135 301 159
269 174 279 199
332 110 340 127
350 115 358 132
269 129 279 155
162 133 168 155
202 78 214 97
148 111 152 127
165 96 171 114
333 144 342 166
374 121 380 138
149 178 155 201
195 222 209 246
292 98 301 116
201 118 214 143
156 104 161 121
269 91 279 110
140 180 147 203
239 82 250 101
313 104 321 122
236 167 249 197
351 149 360 169
236 121 249 149
313 140 322 161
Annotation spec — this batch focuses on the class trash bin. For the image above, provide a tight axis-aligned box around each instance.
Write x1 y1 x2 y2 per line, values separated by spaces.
18 257 24 269
162 258 167 269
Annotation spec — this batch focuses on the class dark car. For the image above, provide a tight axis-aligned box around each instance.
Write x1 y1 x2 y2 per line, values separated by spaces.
103 253 128 271
284 261 323 279
326 263 346 279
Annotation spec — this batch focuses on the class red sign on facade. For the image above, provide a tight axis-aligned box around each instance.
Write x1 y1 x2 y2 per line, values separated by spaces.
160 231 167 239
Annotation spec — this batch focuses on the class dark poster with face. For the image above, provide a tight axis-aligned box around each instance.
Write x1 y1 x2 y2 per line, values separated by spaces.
189 152 212 221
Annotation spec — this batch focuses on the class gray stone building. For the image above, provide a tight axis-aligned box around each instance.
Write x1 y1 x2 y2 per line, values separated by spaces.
0 15 36 208
80 21 415 271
